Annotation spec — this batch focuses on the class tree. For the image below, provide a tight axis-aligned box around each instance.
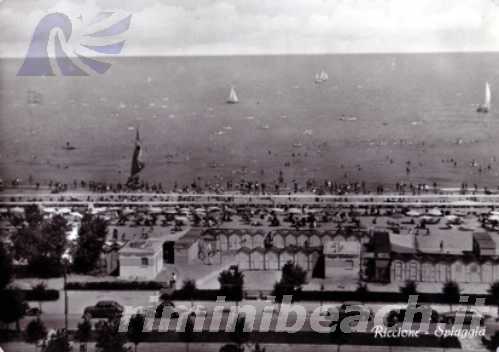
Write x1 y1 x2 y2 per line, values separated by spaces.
271 261 307 302
44 329 72 352
180 279 197 307
0 289 26 331
486 331 499 350
0 242 13 289
12 214 68 277
24 318 47 351
230 314 248 349
281 261 307 291
400 280 418 297
218 265 244 308
127 313 145 352
32 282 47 311
179 314 195 352
443 281 461 311
75 318 92 352
330 321 347 352
488 281 499 315
24 204 43 226
95 320 128 352
355 283 369 304
219 345 241 352
72 214 108 273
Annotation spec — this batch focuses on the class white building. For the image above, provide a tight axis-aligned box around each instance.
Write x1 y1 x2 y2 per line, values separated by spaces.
119 240 164 280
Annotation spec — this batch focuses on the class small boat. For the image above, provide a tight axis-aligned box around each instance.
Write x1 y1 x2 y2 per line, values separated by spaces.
292 143 303 148
339 115 358 121
227 86 239 104
477 82 491 113
63 142 76 150
315 70 328 83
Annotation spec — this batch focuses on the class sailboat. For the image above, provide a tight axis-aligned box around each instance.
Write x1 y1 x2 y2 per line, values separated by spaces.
477 82 491 113
315 69 328 83
63 141 76 150
227 86 239 104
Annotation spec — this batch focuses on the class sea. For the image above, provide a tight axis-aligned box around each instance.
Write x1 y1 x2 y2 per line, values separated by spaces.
1 53 499 188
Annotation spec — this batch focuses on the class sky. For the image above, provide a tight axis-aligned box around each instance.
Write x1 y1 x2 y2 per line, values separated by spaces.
1 0 499 57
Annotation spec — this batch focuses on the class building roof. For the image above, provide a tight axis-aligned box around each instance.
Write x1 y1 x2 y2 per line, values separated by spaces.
174 228 204 249
474 232 496 251
389 233 417 254
119 239 163 256
324 241 360 256
372 231 391 253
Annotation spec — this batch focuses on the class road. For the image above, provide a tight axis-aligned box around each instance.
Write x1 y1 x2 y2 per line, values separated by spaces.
11 294 494 352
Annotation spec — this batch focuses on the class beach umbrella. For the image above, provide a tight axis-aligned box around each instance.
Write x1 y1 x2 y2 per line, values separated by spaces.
174 215 189 223
57 207 71 215
148 206 163 214
427 208 442 217
224 207 237 214
179 207 190 214
406 210 421 217
10 207 25 214
122 207 135 215
489 215 499 222
208 206 221 213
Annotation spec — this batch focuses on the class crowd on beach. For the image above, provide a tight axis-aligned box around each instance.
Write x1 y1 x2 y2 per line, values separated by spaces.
3 172 499 197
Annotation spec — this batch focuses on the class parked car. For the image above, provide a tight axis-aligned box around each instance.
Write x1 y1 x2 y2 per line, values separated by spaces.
83 301 124 320
186 304 207 318
440 309 485 326
385 304 439 328
334 302 374 332
141 301 180 319
482 316 499 347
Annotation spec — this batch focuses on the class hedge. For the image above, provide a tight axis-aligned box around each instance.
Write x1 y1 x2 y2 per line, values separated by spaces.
65 281 168 290
64 282 497 306
6 289 60 301
294 290 492 305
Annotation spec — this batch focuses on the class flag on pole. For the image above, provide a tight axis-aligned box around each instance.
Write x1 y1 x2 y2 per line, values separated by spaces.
127 128 144 187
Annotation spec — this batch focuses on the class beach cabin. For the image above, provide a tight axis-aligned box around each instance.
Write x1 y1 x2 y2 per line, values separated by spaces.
279 249 295 269
251 249 265 270
265 250 279 270
119 240 164 280
236 248 251 270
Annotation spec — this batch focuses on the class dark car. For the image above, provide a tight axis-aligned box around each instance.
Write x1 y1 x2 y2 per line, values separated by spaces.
385 304 439 328
141 301 180 319
441 309 484 326
337 302 374 332
83 301 124 320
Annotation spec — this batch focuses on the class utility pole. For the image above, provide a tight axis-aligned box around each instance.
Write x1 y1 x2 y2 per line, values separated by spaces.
62 259 69 331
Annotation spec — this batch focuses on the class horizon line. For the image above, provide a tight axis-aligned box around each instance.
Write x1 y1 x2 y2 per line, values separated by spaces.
3 49 499 59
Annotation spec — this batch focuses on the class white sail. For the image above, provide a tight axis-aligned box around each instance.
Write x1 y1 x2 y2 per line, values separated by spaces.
227 86 239 104
485 82 491 109
315 69 328 83
320 70 328 81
